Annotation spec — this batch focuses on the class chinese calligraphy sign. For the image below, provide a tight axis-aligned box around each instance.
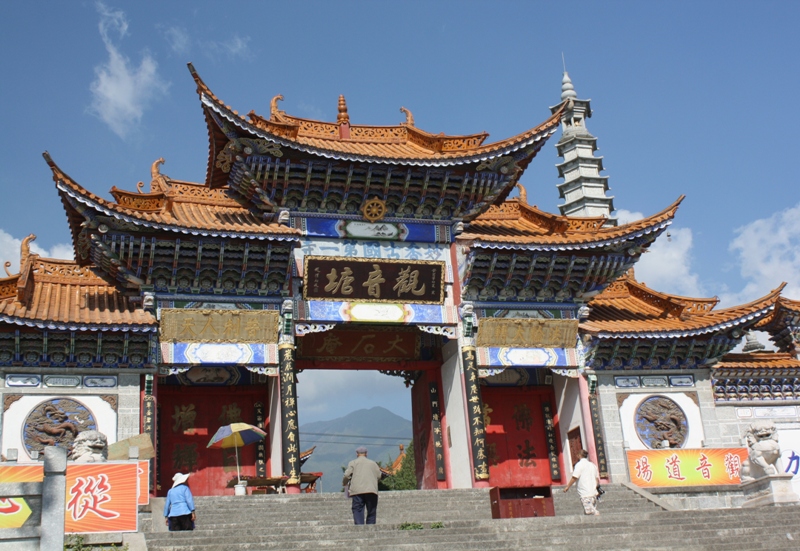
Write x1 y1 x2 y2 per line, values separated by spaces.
160 309 279 344
475 318 579 349
627 448 748 487
304 257 445 304
297 326 421 362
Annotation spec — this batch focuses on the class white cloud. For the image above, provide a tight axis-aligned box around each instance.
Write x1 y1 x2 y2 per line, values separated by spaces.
88 2 169 139
616 209 704 297
206 35 252 61
163 26 191 56
297 370 411 424
721 201 800 305
0 230 73 274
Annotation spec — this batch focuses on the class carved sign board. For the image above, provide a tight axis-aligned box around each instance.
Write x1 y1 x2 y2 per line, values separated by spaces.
303 256 445 304
476 319 579 349
160 309 279 344
297 326 421 362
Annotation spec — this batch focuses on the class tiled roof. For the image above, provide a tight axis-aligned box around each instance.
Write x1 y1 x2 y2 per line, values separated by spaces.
583 274 784 338
459 197 682 249
0 255 154 331
190 63 564 167
714 352 800 370
46 154 300 243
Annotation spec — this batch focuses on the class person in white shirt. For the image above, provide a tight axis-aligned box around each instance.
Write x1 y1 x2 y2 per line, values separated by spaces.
563 449 601 515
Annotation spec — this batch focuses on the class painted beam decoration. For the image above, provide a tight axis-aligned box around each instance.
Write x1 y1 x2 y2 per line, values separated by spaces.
462 346 489 480
476 319 579 349
298 326 421 362
429 382 447 481
303 256 445 304
627 449 748 487
160 309 280 344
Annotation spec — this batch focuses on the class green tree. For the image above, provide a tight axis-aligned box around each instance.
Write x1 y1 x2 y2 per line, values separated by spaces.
380 442 416 491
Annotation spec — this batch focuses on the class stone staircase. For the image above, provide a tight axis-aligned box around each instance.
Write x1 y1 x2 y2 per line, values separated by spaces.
143 485 800 550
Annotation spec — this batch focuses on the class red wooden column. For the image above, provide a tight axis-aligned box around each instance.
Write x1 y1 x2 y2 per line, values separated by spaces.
577 375 599 468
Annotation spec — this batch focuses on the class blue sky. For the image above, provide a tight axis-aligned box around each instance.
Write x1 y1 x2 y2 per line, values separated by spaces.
2 2 799 422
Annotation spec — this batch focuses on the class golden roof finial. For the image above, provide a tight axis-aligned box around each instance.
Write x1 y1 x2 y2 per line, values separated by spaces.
515 183 528 205
337 95 349 124
400 106 414 127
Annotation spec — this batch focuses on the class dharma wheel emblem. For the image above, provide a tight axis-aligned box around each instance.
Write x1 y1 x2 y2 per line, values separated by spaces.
361 197 386 222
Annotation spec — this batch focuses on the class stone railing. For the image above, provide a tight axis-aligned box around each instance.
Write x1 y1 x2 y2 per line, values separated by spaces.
0 446 66 551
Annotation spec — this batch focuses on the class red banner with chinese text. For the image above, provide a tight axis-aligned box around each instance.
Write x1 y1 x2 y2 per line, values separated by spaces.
627 448 747 487
65 463 138 533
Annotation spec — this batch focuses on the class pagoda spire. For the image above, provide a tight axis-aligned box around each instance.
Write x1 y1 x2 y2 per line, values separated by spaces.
550 72 616 225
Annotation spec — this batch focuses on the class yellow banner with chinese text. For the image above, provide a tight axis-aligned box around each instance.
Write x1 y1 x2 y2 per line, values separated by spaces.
627 448 748 487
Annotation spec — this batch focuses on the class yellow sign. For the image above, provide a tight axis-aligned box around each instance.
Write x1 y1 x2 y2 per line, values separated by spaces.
160 309 279 344
476 318 579 349
0 497 33 528
627 448 748 487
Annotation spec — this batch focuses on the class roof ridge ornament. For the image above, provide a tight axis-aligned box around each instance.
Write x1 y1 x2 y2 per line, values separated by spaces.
337 95 350 124
150 158 169 193
20 234 36 270
515 183 528 205
400 106 415 127
270 94 286 121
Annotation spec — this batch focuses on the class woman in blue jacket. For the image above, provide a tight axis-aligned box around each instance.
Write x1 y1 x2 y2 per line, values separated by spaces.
164 472 196 531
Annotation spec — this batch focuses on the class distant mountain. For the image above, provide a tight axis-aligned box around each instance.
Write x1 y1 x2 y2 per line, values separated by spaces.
299 407 412 493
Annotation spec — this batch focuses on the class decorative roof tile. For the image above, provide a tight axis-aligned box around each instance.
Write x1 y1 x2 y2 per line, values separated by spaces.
459 196 683 249
0 254 154 331
45 153 300 242
583 274 784 338
189 63 564 167
714 352 800 370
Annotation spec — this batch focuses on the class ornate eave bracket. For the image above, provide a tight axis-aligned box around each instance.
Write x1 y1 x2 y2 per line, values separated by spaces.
295 323 336 337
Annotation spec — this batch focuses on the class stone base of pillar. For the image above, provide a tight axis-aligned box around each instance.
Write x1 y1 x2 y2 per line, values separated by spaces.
741 474 800 507
285 483 301 494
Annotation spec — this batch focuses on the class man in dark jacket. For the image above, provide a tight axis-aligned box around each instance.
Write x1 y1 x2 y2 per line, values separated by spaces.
342 446 382 525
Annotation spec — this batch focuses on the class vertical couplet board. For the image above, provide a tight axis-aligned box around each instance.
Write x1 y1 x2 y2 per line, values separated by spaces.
157 387 267 496
482 386 560 488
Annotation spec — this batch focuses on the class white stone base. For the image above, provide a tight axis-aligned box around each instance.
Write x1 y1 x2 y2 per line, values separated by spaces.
741 474 800 507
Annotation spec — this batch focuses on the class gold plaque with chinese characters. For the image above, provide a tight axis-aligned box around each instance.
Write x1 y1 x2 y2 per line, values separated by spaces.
303 256 445 304
159 309 280 344
475 318 578 349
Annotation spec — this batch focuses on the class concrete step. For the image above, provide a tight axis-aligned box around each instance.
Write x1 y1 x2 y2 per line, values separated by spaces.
144 485 800 551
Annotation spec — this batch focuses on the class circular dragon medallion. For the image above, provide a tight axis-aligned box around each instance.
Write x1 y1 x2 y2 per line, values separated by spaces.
635 395 688 449
23 398 97 457
361 197 387 222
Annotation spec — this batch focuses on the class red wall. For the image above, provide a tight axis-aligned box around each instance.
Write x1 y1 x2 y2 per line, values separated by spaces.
157 386 268 496
481 386 562 488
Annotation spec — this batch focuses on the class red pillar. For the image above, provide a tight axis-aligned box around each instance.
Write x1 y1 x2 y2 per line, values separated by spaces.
577 375 599 468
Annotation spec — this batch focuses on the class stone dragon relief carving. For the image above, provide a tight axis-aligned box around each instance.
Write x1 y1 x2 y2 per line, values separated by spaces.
741 421 782 481
634 396 688 449
23 398 98 457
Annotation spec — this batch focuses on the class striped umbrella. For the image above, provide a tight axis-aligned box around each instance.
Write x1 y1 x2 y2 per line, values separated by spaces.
207 422 267 484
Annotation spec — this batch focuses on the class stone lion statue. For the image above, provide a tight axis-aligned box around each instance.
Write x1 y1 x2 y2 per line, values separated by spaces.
70 430 108 463
740 421 781 481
